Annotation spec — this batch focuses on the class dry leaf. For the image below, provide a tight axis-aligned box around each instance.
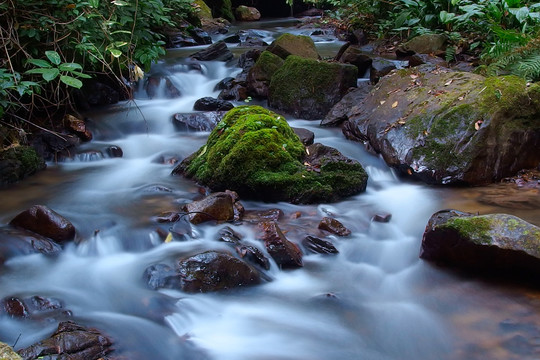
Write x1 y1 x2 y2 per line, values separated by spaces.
164 232 173 243
392 101 398 108
444 79 453 86
410 74 418 79
380 100 386 105
458 96 464 101
474 120 483 130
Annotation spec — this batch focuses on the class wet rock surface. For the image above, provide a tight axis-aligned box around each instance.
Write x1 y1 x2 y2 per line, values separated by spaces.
302 235 339 255
190 41 233 62
17 321 113 360
172 111 225 132
183 192 236 224
1 295 69 320
259 221 303 269
193 97 234 111
0 226 62 260
10 205 76 243
421 209 540 280
318 217 351 236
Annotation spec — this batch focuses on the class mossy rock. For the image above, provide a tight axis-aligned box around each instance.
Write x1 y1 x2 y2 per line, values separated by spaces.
268 55 358 120
192 0 213 20
345 65 540 185
247 50 284 98
421 209 540 282
204 0 234 21
0 146 46 186
267 33 320 60
173 105 368 203
0 342 22 360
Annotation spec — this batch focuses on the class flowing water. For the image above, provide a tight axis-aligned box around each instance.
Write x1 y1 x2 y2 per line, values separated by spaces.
1 19 540 360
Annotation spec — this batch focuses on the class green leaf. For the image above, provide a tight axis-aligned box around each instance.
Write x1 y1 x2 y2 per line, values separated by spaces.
42 68 60 81
112 0 129 5
26 59 51 68
60 75 83 88
69 71 92 79
58 63 83 72
89 0 99 7
45 51 61 66
109 49 122 58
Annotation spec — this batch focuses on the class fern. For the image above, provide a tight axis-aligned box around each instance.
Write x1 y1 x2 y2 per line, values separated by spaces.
512 53 540 81
482 35 540 81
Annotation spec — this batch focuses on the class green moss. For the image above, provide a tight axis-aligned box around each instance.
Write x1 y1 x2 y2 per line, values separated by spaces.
0 146 45 185
251 51 284 80
479 75 528 113
268 33 319 60
443 216 493 245
180 105 367 203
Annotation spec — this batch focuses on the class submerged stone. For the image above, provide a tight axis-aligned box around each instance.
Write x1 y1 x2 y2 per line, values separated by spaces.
173 105 368 203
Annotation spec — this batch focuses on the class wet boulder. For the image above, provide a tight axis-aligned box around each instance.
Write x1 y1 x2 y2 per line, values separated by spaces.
268 55 357 119
0 342 21 360
17 321 113 360
396 34 448 57
235 5 261 21
369 58 397 84
217 227 271 270
0 226 62 260
337 45 372 77
190 41 233 62
10 205 76 243
172 111 226 132
193 97 234 111
204 0 234 21
105 145 123 158
1 295 68 320
292 127 314 146
267 33 320 60
321 84 372 127
246 50 284 99
182 192 235 224
177 251 261 292
242 208 284 224
318 217 351 236
0 146 46 186
344 66 540 185
31 132 80 162
145 76 181 99
421 210 540 280
259 222 303 269
173 106 368 203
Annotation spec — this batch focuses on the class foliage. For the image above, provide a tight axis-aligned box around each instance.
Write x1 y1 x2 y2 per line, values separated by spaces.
0 0 194 141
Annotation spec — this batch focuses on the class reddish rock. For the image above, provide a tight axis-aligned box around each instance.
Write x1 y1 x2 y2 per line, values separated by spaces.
372 212 392 223
302 235 339 254
318 217 351 236
235 5 261 21
259 222 303 269
183 192 235 224
242 209 284 224
10 205 76 243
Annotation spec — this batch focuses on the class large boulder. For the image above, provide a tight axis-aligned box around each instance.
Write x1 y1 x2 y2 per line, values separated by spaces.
235 5 261 21
421 210 540 280
182 191 235 224
0 146 46 186
10 205 76 243
268 55 357 119
396 34 448 57
337 45 372 77
344 66 540 185
246 50 284 98
266 33 320 60
204 0 234 21
173 106 368 203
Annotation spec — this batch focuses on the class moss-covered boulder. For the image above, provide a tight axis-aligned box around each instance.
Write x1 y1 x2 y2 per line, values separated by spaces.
344 66 540 185
173 105 368 203
192 0 213 21
421 209 540 281
268 56 358 119
204 0 234 21
0 146 46 186
247 50 284 98
267 33 320 60
234 5 261 21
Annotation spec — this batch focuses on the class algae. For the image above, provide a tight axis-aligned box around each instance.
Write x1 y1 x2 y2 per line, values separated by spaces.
442 216 493 245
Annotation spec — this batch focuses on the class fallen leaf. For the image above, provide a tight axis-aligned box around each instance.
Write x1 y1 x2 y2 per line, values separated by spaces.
458 96 464 101
444 79 453 86
474 120 483 130
380 100 386 105
392 101 398 108
165 232 173 243
410 74 418 79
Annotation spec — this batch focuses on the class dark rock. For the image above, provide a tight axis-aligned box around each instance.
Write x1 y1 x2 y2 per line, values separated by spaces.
77 80 119 107
182 192 235 224
223 34 241 43
238 48 262 70
347 29 368 45
0 226 62 259
318 217 351 236
187 27 212 45
0 146 46 186
177 251 261 292
321 84 372 127
145 76 181 99
420 210 540 279
235 5 261 21
205 0 234 21
10 205 76 243
292 127 315 146
268 56 357 119
217 226 243 243
302 235 339 254
259 222 303 269
295 8 324 17
193 97 234 111
370 58 397 84
267 33 320 60
1 297 28 318
172 111 226 132
407 53 448 68
105 145 123 158
218 84 248 101
64 114 92 141
345 66 540 185
165 30 199 48
190 41 233 62
154 211 181 223
1 295 66 320
214 77 235 91
372 213 392 223
240 37 268 47
31 132 81 162
242 209 284 224
338 46 372 77
143 264 184 290
200 17 231 35
235 244 270 270
17 321 113 360
246 50 284 99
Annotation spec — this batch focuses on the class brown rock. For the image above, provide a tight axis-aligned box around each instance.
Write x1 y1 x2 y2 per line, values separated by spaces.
242 209 284 224
318 217 351 236
235 5 261 21
259 222 303 269
183 192 235 224
302 235 339 254
10 205 76 243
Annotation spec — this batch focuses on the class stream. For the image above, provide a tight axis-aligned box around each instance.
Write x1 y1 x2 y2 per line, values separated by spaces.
1 18 540 360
